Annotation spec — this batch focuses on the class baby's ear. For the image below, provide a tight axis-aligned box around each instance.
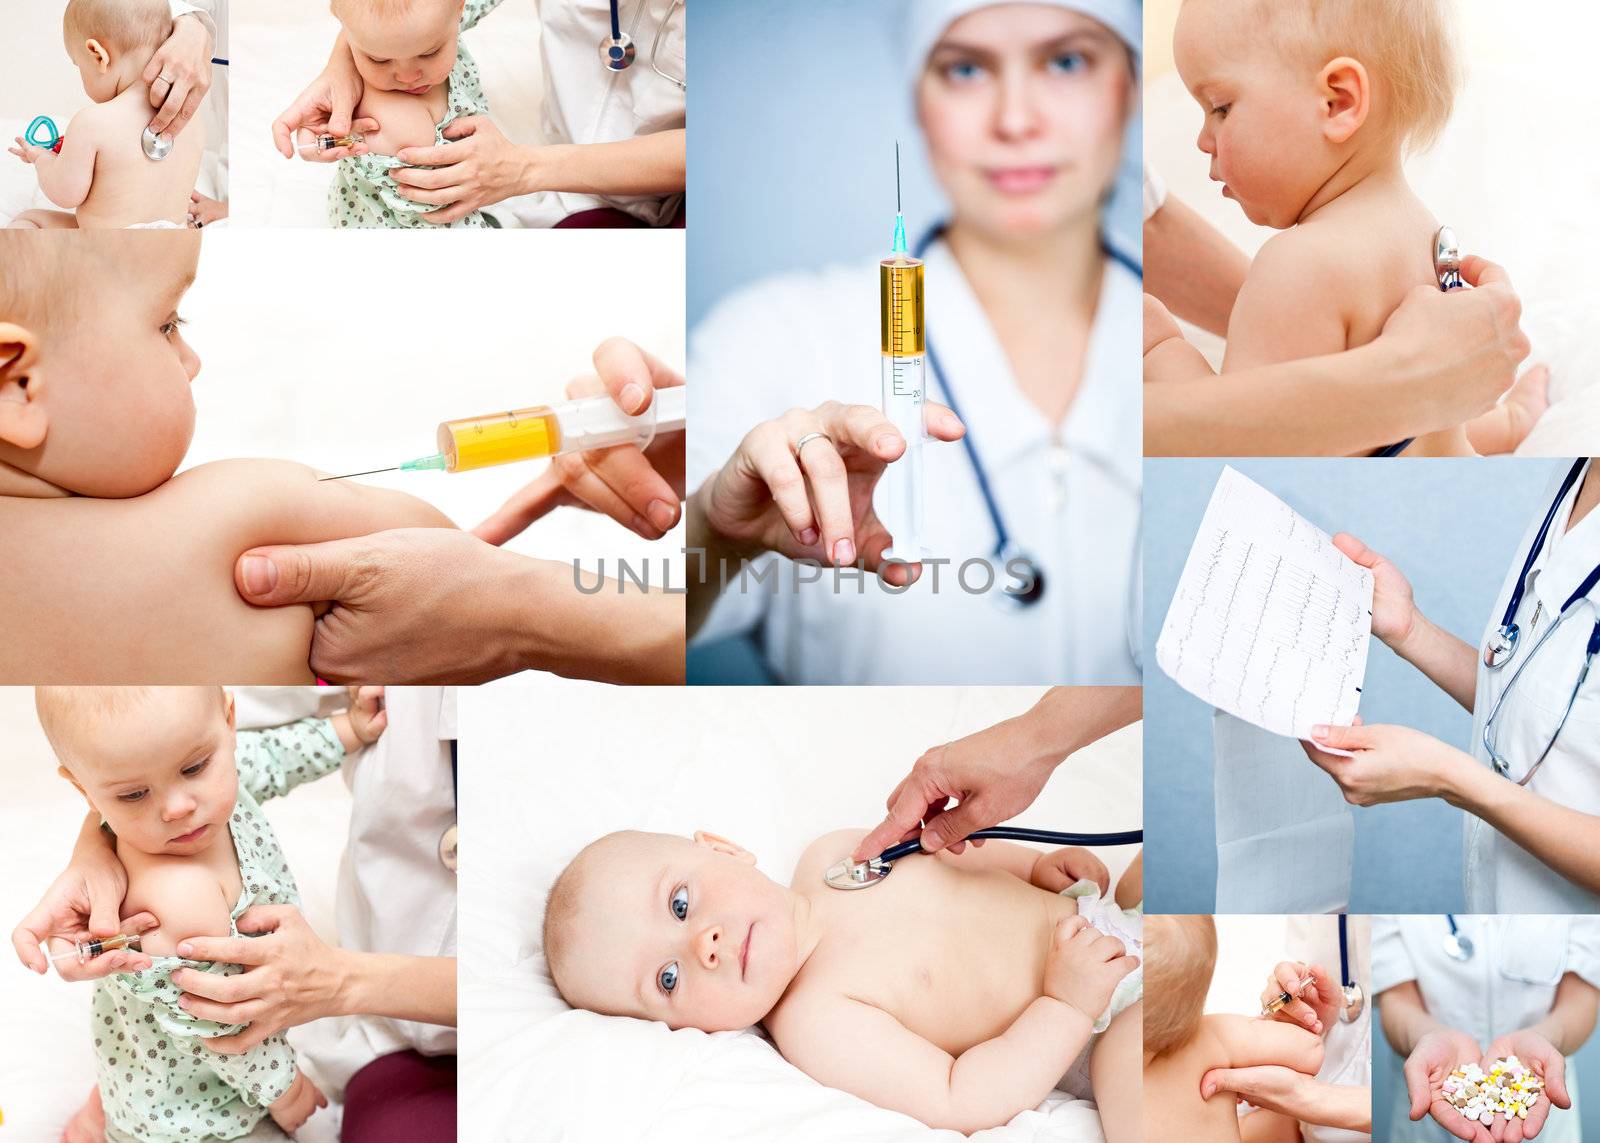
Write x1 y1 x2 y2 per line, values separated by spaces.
0 324 48 450
1318 56 1370 144
84 38 112 73
693 830 757 865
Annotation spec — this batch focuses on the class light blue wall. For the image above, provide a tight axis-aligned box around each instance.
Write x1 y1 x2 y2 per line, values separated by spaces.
686 0 1143 329
1142 458 1563 914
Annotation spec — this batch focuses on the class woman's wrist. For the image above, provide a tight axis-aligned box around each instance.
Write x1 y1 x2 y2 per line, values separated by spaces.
512 556 684 685
1439 750 1496 812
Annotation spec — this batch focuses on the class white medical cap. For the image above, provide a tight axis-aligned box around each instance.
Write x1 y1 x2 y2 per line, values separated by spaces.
904 0 1142 79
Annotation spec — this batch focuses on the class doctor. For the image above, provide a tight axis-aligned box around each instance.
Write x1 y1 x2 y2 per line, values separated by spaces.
687 0 1142 685
1373 916 1600 1143
1203 917 1374 1143
272 0 686 227
1305 458 1600 913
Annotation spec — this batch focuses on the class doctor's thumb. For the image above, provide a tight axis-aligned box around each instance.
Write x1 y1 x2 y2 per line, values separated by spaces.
236 542 361 608
919 801 988 854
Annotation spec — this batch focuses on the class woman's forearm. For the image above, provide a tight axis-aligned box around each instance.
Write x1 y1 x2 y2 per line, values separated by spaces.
1144 195 1249 338
511 558 684 685
1379 982 1444 1057
345 952 457 1027
686 480 760 641
1449 766 1600 894
1387 611 1480 713
528 129 685 198
1528 975 1600 1055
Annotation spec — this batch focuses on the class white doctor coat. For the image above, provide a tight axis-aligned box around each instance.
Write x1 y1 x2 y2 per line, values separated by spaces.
500 0 685 227
1466 459 1600 914
1373 916 1600 1143
687 236 1142 685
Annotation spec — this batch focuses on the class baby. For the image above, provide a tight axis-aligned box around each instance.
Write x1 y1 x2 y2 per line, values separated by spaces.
7 0 206 230
34 685 387 1143
1146 0 1545 456
323 0 497 228
0 230 453 682
1143 916 1324 1142
544 827 1144 1137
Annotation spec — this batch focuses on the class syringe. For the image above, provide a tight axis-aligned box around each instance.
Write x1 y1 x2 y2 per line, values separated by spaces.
1261 974 1317 1017
49 933 142 965
295 127 366 158
319 386 687 481
879 142 928 561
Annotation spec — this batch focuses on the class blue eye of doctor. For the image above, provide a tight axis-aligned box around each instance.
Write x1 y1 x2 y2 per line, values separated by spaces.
670 884 689 921
1047 50 1089 75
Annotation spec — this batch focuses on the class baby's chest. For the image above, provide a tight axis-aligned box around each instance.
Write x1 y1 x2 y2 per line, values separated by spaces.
358 88 450 155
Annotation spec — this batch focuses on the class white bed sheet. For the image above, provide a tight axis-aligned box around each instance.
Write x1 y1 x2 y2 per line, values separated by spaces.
459 682 1144 1142
230 7 545 228
0 687 352 1143
1145 2 1600 456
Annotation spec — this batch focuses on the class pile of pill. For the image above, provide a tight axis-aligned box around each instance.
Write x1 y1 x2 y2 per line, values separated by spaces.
1441 1057 1544 1124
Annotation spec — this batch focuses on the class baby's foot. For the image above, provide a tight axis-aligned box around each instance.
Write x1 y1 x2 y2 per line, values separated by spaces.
61 1085 106 1143
1502 363 1551 442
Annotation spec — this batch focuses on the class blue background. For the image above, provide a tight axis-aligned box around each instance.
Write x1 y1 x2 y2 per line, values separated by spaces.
1142 458 1563 914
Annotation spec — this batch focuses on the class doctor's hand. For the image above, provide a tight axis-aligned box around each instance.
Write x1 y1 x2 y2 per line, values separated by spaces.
1261 961 1340 1035
272 47 370 161
1407 1029 1494 1143
11 819 157 980
475 339 685 545
171 905 347 1052
1302 719 1478 807
394 116 534 224
693 399 966 587
1480 1031 1571 1142
144 12 213 139
1200 1067 1371 1132
1331 533 1419 650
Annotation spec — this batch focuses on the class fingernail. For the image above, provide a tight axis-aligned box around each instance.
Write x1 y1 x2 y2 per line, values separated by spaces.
874 433 898 454
1202 1084 1215 1098
799 527 818 546
621 383 646 414
240 556 277 596
833 539 855 566
1313 1020 1323 1032
177 941 193 957
1311 724 1330 739
630 514 657 537
647 499 677 532
177 996 190 1009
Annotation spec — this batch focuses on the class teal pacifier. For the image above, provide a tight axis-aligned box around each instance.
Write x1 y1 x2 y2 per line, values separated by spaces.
25 115 61 151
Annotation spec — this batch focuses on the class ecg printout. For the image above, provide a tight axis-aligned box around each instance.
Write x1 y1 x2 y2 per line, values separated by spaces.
1156 467 1374 741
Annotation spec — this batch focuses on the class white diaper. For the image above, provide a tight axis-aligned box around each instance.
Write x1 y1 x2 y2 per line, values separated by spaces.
124 219 184 229
1058 886 1144 1100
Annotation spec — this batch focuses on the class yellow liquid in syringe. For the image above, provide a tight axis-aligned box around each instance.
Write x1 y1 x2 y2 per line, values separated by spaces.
437 407 563 472
880 256 925 357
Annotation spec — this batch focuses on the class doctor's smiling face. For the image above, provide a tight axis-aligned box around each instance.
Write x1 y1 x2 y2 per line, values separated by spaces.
544 831 805 1032
917 4 1135 240
332 0 464 95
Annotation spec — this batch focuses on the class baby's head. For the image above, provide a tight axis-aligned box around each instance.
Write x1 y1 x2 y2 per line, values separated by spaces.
0 232 200 498
62 0 172 103
37 687 239 860
544 830 801 1033
1143 914 1217 1058
329 0 466 97
1174 0 1459 227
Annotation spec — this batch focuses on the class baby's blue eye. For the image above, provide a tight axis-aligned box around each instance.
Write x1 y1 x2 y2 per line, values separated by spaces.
1049 52 1087 74
670 885 689 921
659 962 679 994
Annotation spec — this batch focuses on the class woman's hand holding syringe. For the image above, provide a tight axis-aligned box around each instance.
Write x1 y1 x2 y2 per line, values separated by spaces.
1259 961 1341 1036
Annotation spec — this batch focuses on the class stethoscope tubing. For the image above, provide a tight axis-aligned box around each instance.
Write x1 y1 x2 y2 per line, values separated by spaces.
874 825 1143 865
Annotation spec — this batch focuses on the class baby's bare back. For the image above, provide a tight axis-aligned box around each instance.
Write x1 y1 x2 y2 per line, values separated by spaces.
75 87 205 228
775 831 1075 1057
1144 1020 1245 1143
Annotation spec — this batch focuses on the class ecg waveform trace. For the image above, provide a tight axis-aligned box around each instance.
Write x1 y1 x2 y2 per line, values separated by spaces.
1157 467 1374 740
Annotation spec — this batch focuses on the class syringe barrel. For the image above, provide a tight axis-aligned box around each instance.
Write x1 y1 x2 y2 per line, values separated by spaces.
879 256 926 559
436 387 687 472
880 257 925 355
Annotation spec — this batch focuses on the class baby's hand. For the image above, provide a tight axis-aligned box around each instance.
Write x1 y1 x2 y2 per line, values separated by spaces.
1031 847 1110 897
345 685 388 745
1043 915 1139 1023
268 1068 327 1136
8 137 46 164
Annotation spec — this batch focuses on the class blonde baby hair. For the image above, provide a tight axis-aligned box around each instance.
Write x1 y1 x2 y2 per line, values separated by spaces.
63 0 173 54
1143 914 1217 1058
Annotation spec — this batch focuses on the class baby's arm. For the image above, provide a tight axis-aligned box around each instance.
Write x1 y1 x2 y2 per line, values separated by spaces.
1208 1012 1325 1076
330 685 387 753
779 992 1092 1133
931 837 1040 881
1144 294 1217 384
124 860 232 958
11 115 98 208
1220 230 1351 374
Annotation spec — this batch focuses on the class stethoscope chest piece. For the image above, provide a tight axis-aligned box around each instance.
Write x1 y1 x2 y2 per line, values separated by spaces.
600 32 636 70
1443 931 1475 962
1434 226 1465 291
141 126 173 162
997 548 1045 610
1339 982 1365 1023
1484 623 1519 669
439 823 458 873
824 858 891 890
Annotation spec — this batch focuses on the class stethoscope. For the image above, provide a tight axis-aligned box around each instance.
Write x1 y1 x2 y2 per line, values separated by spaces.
1483 458 1597 669
823 825 1142 890
1335 913 1365 1022
1443 914 1474 962
912 223 1143 610
439 738 458 873
1373 226 1467 458
599 0 686 91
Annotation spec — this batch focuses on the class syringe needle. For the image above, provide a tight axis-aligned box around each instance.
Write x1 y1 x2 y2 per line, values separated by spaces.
317 467 402 482
895 139 901 213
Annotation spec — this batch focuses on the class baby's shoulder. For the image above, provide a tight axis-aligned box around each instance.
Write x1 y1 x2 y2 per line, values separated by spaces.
123 855 235 958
